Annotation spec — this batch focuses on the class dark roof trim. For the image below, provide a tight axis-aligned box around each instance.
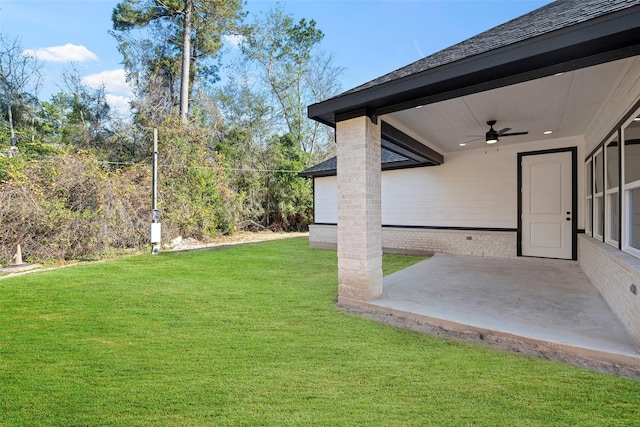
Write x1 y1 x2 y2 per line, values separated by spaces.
299 168 336 178
298 159 435 179
381 122 443 165
308 5 640 127
299 122 443 178
298 145 421 178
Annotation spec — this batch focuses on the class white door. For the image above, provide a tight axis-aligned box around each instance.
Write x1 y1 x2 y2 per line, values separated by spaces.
521 151 573 259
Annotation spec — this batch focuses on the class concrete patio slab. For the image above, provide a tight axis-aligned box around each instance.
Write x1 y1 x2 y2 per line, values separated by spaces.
345 254 640 374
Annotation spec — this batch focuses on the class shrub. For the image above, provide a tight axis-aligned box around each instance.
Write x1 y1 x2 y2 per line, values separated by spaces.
0 124 243 264
0 152 151 263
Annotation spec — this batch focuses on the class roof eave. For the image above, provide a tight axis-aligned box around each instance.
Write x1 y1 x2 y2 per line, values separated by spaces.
308 6 640 127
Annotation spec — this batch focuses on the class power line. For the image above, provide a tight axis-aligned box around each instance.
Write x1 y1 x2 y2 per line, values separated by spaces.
97 160 303 174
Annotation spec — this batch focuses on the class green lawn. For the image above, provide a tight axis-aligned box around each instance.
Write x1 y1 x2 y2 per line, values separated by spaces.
1 237 639 426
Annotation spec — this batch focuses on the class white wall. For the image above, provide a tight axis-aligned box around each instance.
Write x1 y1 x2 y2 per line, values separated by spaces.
382 147 516 228
314 176 337 223
314 137 585 230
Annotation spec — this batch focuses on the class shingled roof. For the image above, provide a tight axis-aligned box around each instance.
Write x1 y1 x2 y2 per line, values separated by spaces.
308 0 640 127
299 147 420 178
345 0 640 95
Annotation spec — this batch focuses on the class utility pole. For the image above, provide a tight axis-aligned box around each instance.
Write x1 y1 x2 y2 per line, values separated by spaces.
179 0 192 123
150 128 161 255
7 102 16 146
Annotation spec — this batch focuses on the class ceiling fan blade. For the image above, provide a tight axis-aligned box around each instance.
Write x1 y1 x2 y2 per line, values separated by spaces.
497 127 511 135
501 131 529 137
459 137 483 144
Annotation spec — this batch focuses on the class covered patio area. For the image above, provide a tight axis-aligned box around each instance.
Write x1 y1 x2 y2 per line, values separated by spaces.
304 1 640 374
359 254 640 374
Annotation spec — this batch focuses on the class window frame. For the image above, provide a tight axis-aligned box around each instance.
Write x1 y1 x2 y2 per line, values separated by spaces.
622 110 640 258
585 158 593 236
585 104 640 260
604 134 620 247
593 147 604 241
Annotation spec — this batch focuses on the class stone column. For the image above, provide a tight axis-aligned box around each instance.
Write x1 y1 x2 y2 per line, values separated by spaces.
336 115 382 304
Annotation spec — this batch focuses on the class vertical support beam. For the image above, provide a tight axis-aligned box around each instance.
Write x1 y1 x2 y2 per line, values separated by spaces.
336 116 382 303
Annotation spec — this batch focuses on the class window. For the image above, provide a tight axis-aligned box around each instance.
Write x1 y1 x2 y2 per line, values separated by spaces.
624 113 640 255
593 149 604 240
629 189 640 251
586 159 593 236
587 107 640 260
605 135 619 246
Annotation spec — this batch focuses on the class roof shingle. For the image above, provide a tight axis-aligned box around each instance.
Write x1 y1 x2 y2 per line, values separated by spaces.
342 0 640 96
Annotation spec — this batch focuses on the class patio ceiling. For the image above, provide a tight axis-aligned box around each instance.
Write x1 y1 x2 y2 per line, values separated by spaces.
383 57 636 153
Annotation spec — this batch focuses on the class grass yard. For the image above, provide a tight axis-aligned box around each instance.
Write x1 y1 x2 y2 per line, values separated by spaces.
1 237 639 426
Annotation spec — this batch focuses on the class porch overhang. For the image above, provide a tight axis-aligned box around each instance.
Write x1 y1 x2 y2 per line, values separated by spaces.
308 5 640 128
380 122 443 165
298 122 442 179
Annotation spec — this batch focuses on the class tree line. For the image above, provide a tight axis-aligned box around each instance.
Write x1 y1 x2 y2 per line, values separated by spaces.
0 1 341 264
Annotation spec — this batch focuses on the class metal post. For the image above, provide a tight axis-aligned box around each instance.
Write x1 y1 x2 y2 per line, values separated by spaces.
8 102 16 147
150 128 161 255
152 128 158 213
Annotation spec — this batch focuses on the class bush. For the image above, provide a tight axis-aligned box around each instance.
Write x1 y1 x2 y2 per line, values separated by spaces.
0 152 151 263
0 123 244 264
153 119 242 240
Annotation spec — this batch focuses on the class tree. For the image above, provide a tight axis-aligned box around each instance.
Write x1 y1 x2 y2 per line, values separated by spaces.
237 6 342 157
37 66 114 155
61 67 112 149
111 0 244 123
0 35 42 146
213 6 343 230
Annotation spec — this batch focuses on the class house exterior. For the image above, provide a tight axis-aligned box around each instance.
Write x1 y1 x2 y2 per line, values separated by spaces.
303 0 640 343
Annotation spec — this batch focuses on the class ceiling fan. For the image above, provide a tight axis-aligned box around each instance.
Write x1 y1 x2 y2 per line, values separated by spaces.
462 120 529 145
484 120 529 144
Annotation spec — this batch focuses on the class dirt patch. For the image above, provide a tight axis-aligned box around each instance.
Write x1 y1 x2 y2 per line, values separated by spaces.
0 232 308 279
167 231 308 251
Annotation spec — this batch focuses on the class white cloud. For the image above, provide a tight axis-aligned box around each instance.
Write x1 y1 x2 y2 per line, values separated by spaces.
223 34 244 49
23 43 98 62
82 69 132 96
105 94 131 116
82 70 133 116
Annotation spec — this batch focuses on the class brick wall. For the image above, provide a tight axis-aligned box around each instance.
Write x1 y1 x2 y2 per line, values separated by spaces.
310 224 516 258
336 116 382 302
579 234 640 344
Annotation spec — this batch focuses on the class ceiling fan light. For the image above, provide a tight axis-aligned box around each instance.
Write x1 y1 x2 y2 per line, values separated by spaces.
485 129 499 144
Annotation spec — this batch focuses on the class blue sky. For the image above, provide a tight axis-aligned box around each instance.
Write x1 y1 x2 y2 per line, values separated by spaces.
0 0 552 113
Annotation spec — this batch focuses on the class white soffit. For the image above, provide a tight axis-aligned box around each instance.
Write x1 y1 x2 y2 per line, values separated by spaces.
386 57 636 153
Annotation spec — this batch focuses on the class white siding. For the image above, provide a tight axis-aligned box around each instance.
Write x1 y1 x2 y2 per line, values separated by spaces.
382 148 516 228
314 137 584 229
314 176 337 223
